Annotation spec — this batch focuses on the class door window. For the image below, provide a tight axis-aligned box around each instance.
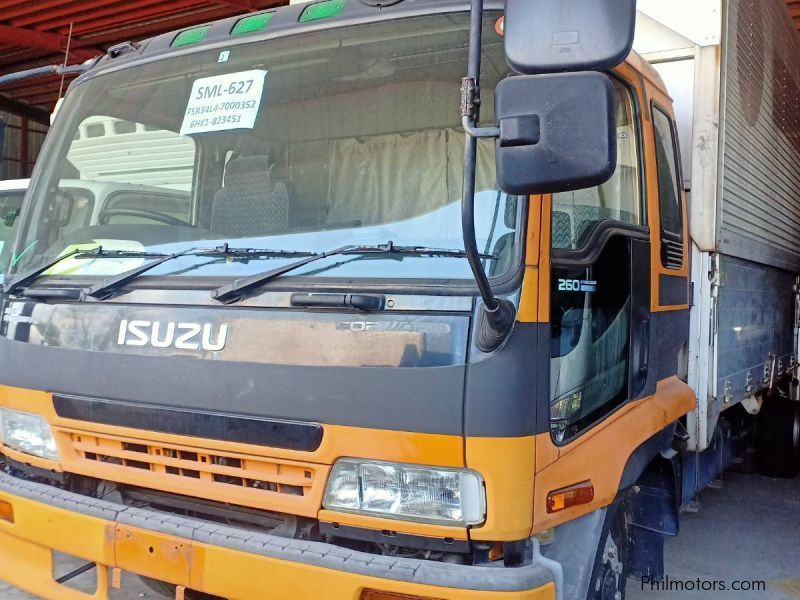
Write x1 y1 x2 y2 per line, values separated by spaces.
552 80 642 250
550 237 632 443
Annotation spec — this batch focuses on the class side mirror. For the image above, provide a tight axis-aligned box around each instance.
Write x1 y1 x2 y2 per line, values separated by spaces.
458 0 634 352
504 0 637 74
494 72 617 195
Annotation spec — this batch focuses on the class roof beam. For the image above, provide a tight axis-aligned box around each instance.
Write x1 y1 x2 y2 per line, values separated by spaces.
67 0 219 35
12 0 151 28
214 0 261 9
49 0 180 33
0 24 101 60
0 93 50 124
75 6 243 45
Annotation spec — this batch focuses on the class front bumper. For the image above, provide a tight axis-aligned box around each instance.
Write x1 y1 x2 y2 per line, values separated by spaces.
0 471 556 600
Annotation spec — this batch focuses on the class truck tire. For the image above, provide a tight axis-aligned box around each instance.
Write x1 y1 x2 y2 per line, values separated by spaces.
589 502 630 600
756 398 800 478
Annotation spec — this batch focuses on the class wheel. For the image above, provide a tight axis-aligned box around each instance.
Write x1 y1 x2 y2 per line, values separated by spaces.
756 398 800 478
138 576 224 600
589 502 630 600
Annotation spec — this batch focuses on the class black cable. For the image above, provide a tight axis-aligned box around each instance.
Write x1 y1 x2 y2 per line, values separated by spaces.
462 0 500 313
55 562 96 584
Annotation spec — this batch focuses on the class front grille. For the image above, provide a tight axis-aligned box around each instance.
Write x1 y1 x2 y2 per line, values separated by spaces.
55 429 328 517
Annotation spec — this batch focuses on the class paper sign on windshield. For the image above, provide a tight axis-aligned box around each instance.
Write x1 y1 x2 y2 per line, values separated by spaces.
180 69 267 135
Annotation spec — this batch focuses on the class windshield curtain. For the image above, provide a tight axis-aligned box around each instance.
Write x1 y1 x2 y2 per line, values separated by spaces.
13 13 521 285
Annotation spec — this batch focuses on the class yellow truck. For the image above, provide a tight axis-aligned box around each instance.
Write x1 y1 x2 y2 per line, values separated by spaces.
0 0 796 598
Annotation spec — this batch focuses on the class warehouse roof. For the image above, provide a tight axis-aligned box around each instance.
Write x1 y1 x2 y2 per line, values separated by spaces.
0 0 283 123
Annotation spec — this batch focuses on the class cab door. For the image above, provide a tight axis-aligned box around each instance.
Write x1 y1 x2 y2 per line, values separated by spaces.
531 67 694 541
548 75 650 445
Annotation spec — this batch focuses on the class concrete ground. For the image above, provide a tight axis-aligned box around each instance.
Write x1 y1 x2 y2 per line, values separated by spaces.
628 472 800 600
1 472 798 599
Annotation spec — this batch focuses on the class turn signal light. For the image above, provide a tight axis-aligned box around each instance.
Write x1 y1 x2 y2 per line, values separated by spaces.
0 500 13 523
360 590 440 600
547 481 595 513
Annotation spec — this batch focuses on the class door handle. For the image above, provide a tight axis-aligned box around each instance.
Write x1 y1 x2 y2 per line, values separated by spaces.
639 318 650 376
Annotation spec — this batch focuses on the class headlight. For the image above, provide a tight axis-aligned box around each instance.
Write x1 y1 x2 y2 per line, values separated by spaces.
0 408 59 461
323 459 485 526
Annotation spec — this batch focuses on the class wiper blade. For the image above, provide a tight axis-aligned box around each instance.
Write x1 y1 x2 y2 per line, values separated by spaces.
211 241 497 304
340 242 496 260
5 246 104 295
213 247 338 303
195 244 316 259
86 247 200 300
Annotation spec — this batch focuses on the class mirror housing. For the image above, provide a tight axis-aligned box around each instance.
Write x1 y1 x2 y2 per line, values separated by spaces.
504 0 637 74
494 72 617 196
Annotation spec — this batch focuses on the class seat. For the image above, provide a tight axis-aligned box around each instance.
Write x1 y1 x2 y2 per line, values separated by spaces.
211 156 290 238
552 210 573 249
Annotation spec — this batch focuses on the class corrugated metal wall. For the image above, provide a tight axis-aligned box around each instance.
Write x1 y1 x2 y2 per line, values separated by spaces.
716 255 796 403
0 111 47 181
721 0 800 271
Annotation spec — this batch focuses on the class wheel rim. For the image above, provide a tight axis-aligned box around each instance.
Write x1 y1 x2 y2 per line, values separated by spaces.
597 533 624 600
600 567 619 600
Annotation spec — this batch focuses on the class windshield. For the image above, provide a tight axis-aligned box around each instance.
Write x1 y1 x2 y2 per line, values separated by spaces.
13 13 520 286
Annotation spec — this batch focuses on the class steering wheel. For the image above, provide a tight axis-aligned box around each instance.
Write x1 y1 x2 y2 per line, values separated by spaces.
98 208 192 228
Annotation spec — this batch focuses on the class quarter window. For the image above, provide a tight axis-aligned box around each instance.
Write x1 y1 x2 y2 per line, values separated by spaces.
652 106 684 269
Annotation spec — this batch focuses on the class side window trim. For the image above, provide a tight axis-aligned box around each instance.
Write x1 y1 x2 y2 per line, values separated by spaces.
651 102 684 270
552 222 649 267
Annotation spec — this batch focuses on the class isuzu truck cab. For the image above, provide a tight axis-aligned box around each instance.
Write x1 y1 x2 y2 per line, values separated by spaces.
0 0 774 598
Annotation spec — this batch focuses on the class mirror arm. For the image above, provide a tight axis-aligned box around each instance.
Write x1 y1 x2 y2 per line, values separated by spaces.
461 116 499 139
462 0 516 353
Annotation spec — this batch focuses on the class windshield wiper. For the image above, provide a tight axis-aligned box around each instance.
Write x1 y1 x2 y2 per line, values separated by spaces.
194 244 315 260
4 246 106 296
211 241 496 304
85 247 200 300
5 247 177 298
340 242 494 260
86 245 314 300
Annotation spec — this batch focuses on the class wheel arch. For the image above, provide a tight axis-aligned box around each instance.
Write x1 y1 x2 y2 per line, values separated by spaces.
617 423 682 581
